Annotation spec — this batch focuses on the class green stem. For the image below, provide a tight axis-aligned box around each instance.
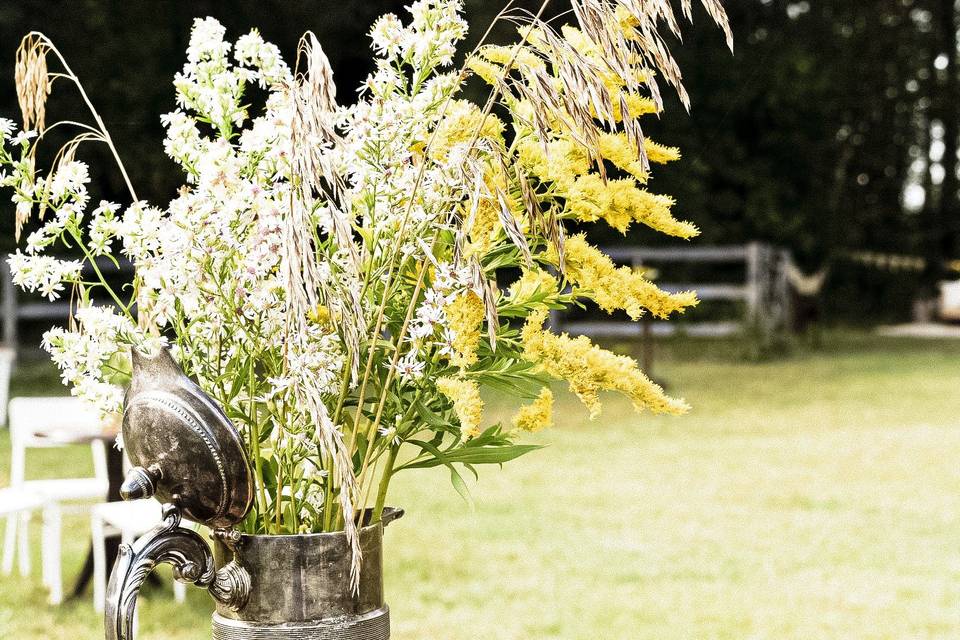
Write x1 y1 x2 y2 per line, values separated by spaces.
66 228 133 318
322 450 336 531
247 356 270 533
372 445 399 524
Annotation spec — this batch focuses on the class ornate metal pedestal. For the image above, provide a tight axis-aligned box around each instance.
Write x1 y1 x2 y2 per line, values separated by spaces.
105 348 400 640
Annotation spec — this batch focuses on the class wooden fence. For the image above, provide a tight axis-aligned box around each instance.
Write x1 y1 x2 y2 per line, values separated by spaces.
0 257 134 350
553 242 792 339
0 243 791 353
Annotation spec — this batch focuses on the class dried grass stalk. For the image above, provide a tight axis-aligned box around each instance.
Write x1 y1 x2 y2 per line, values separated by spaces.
15 34 51 133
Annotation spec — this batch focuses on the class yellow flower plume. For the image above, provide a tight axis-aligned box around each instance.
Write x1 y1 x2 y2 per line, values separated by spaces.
438 376 484 438
429 100 505 163
521 309 689 419
566 174 698 238
517 135 696 237
445 290 485 369
511 387 554 432
508 268 559 307
552 235 697 320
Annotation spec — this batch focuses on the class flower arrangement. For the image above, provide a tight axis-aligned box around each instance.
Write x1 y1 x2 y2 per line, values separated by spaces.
0 0 730 583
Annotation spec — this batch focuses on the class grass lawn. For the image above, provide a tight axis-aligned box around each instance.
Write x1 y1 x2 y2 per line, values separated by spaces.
1 333 960 639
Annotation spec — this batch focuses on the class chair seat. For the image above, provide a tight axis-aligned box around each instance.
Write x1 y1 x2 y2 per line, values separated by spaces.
20 478 108 502
0 488 46 515
92 500 163 535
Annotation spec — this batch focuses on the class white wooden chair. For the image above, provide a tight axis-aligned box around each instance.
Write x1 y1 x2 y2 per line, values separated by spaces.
2 396 110 604
91 499 187 612
0 486 46 578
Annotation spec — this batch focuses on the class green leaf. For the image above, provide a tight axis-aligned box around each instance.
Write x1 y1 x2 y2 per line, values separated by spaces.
403 442 543 469
402 438 475 507
414 399 451 429
449 466 474 509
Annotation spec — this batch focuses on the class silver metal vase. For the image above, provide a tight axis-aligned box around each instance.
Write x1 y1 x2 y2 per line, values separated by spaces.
210 508 402 640
105 347 401 640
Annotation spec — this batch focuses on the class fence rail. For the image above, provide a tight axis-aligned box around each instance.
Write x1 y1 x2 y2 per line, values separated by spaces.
0 244 790 353
553 242 791 339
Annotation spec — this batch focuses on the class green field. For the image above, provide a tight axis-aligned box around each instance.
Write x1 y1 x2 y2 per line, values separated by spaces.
2 334 960 639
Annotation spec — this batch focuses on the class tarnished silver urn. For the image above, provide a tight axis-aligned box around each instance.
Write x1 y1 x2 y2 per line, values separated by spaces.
105 348 400 640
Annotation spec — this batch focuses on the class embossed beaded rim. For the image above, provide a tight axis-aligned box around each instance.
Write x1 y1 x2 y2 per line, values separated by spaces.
130 389 229 517
212 607 390 640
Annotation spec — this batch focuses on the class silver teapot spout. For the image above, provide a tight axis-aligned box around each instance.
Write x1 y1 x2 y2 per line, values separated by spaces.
105 347 254 640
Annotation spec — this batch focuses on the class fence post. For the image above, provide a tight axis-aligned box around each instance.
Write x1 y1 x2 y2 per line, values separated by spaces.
774 249 792 334
1 259 16 350
745 241 762 325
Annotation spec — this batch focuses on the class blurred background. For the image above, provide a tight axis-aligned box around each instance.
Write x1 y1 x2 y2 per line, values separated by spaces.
1 1 960 639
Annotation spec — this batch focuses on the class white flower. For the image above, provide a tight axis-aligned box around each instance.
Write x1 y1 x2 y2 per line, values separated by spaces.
394 352 425 382
25 229 50 254
89 201 121 255
74 377 124 415
0 118 16 140
435 328 456 358
118 202 164 259
47 160 90 201
370 14 405 58
7 252 83 301
377 425 402 446
10 130 36 146
235 30 290 86
187 17 230 64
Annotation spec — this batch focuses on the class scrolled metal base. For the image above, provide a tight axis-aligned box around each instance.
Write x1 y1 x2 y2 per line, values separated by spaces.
212 607 390 640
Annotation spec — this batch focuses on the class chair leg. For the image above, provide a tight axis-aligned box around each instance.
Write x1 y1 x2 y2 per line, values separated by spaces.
17 511 29 577
92 512 106 613
1 513 16 575
173 579 186 604
42 503 62 605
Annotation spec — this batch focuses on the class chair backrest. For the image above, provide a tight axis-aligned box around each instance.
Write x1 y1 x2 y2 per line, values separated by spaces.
7 396 109 487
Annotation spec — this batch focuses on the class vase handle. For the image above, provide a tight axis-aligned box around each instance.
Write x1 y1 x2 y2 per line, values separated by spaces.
104 503 249 640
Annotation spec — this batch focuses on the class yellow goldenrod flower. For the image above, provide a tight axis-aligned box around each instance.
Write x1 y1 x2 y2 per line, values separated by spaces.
466 56 504 86
644 139 681 164
508 268 558 307
614 4 640 30
511 387 554 432
517 136 590 184
598 132 681 181
463 198 499 256
521 309 688 419
598 133 649 181
560 25 602 59
438 375 484 438
479 44 545 72
615 93 660 120
560 25 650 91
555 235 697 319
445 290 485 369
566 174 699 238
429 100 505 162
519 132 676 187
308 303 332 326
463 163 516 256
518 132 690 235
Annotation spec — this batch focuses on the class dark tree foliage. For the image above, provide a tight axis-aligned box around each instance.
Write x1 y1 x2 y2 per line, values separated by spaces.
0 0 954 323
644 0 958 321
